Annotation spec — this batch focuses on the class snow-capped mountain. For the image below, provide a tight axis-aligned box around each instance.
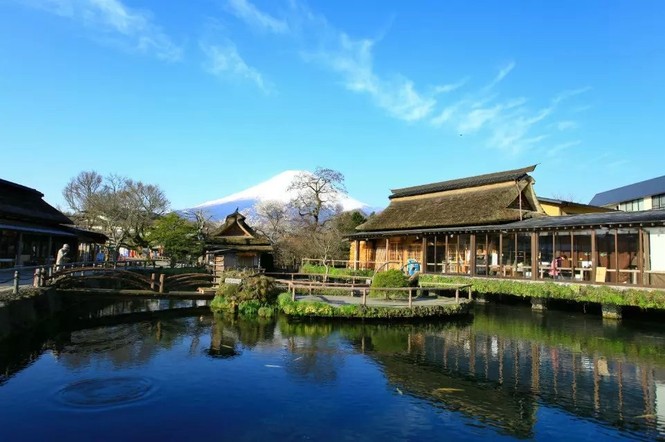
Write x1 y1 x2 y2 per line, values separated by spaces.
183 170 370 221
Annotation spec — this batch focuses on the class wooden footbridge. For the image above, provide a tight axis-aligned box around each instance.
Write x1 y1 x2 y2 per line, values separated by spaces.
11 260 214 294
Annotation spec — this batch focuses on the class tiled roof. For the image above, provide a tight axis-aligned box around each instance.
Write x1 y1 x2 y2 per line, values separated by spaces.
589 175 665 206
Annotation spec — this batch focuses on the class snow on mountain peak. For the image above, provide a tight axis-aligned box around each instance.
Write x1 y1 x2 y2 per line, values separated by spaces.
190 170 368 219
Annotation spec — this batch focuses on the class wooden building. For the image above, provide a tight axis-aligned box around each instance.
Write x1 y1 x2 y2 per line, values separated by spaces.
538 197 614 216
0 178 106 268
348 166 665 287
206 210 273 277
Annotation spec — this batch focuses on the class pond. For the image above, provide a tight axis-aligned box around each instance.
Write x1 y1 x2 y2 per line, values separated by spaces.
1 296 665 441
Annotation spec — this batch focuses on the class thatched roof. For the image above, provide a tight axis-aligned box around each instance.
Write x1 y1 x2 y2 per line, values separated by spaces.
389 165 537 199
207 209 272 250
357 180 542 232
0 178 73 225
0 178 72 225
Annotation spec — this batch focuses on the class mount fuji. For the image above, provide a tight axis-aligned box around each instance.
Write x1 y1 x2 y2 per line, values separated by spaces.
183 170 372 221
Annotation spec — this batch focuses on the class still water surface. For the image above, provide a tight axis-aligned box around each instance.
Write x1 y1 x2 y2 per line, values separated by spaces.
1 298 665 441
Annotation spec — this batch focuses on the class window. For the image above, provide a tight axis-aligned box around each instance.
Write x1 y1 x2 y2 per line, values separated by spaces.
618 199 644 212
653 193 665 210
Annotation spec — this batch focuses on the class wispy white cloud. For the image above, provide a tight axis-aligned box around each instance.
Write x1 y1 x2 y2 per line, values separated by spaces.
428 63 591 153
200 40 269 92
553 87 591 105
434 78 468 94
21 0 182 61
222 0 590 152
546 140 581 157
555 120 578 131
307 32 435 121
485 61 516 89
226 0 289 34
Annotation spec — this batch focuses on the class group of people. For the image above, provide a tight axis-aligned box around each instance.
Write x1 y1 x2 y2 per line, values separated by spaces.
54 244 108 270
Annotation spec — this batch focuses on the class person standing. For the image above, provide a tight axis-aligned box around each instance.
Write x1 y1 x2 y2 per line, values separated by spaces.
56 244 70 270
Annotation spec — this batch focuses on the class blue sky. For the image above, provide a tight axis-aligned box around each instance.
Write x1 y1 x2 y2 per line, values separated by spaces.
1 0 664 211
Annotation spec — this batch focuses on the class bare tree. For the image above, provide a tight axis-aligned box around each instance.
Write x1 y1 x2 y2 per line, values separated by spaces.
250 200 291 244
63 171 104 228
62 171 169 254
288 167 346 228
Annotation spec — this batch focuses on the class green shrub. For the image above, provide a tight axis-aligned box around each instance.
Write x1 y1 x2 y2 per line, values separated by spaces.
277 291 469 319
257 306 274 318
211 272 280 314
370 269 409 299
210 295 234 312
238 275 279 304
216 283 240 298
238 300 261 316
418 274 665 309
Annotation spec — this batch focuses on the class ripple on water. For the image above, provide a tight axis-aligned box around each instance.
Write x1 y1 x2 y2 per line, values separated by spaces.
57 377 154 409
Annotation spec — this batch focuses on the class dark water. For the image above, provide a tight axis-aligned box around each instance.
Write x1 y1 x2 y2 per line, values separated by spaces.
1 297 665 441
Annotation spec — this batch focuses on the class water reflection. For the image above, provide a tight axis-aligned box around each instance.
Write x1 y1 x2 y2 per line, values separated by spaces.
2 298 665 440
278 308 665 440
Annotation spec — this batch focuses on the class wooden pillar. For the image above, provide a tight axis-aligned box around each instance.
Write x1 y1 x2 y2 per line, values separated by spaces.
614 228 619 283
16 232 23 266
433 235 437 272
570 232 575 277
354 240 360 271
498 233 503 277
591 229 597 282
159 274 165 293
385 238 390 269
150 273 156 291
444 235 449 273
421 236 427 271
531 232 538 280
638 227 645 285
470 234 477 276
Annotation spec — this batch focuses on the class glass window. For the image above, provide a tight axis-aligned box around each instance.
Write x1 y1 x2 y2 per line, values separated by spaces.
618 199 644 212
653 194 665 210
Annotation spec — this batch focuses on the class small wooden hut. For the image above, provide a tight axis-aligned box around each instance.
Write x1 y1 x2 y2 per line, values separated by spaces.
205 210 273 279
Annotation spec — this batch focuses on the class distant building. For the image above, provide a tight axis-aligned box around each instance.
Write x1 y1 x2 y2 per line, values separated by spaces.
0 178 106 267
538 197 614 216
589 175 665 211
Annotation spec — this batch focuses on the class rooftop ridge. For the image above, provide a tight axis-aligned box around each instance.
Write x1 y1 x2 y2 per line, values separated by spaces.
389 165 537 199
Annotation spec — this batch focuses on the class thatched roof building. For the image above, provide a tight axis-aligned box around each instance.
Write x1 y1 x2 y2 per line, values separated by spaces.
206 210 273 273
0 178 107 266
357 165 543 233
0 178 73 227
